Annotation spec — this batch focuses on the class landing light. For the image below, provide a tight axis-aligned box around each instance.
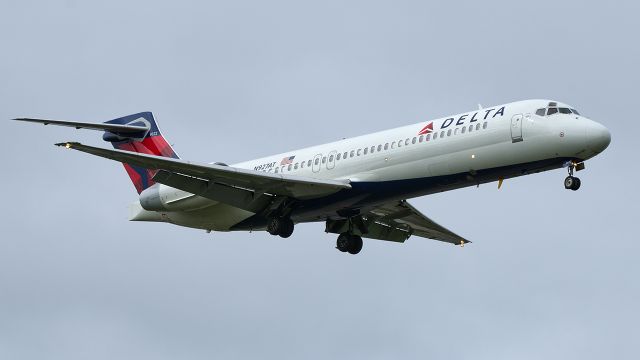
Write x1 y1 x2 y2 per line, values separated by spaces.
65 143 71 149
471 154 476 159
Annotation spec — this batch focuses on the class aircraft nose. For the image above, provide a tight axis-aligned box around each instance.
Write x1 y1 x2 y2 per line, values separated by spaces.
586 121 611 154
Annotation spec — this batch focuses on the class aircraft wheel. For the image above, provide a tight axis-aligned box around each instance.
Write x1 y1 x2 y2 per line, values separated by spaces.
278 218 294 238
347 235 363 255
564 176 577 190
336 233 350 252
571 177 581 191
336 233 363 254
267 217 282 235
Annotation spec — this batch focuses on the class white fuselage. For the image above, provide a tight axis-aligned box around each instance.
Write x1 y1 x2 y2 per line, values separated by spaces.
131 99 610 231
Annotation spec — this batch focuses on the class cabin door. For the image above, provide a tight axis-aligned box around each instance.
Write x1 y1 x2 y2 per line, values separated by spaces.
511 114 523 143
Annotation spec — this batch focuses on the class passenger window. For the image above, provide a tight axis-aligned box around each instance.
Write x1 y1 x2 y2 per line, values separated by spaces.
364 148 368 155
337 153 341 160
384 143 389 150
559 108 571 114
426 134 431 141
483 122 488 129
454 128 459 135
419 135 423 143
288 164 292 171
275 167 279 173
329 155 334 162
307 160 312 167
405 138 410 145
377 145 382 151
322 157 326 164
440 131 445 138
391 142 396 149
294 163 299 169
343 152 347 159
476 123 481 130
314 158 319 165
547 107 558 115
411 137 416 144
398 140 402 147
468 125 473 132
301 161 305 168
350 150 355 157
536 108 545 116
433 132 437 140
462 126 466 134
447 129 452 137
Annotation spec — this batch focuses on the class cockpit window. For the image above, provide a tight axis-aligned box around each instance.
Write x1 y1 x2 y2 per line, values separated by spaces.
537 103 581 117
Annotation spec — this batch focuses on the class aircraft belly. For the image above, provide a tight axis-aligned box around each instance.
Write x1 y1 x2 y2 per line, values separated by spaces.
163 203 254 231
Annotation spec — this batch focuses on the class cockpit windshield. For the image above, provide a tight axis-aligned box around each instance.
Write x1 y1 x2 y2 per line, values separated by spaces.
535 102 580 117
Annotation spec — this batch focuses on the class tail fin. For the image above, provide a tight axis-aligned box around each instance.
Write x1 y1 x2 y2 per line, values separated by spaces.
102 112 179 194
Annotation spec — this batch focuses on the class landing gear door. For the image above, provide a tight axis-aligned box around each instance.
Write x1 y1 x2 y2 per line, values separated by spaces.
511 114 523 143
312 154 322 173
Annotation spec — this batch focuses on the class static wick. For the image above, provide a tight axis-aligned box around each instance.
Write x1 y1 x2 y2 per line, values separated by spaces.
498 177 504 189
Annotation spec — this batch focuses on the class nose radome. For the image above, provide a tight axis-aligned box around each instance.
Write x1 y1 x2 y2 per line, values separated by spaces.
586 122 611 154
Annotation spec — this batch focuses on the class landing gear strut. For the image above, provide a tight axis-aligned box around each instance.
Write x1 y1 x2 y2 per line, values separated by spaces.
564 163 581 191
336 233 363 255
267 217 294 238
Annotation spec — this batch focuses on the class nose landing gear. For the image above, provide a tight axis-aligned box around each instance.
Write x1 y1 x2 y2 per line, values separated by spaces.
564 162 582 191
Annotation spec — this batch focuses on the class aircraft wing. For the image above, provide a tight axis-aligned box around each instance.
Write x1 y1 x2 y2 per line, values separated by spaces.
362 200 470 245
55 142 351 200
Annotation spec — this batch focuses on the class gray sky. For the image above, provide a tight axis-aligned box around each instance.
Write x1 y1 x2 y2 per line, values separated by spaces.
1 1 638 359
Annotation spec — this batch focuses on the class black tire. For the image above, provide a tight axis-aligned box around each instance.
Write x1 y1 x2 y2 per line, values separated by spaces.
267 217 281 235
336 233 350 252
347 235 363 255
571 177 581 191
564 176 575 190
278 218 294 238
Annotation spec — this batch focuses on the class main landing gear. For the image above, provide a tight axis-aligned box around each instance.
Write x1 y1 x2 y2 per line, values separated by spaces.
336 233 363 255
267 217 294 238
564 162 582 191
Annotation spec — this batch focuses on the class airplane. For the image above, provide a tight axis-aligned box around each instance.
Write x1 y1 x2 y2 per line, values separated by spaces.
12 99 611 255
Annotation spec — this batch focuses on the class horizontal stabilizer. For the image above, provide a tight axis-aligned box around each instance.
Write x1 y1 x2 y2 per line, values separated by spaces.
12 118 149 133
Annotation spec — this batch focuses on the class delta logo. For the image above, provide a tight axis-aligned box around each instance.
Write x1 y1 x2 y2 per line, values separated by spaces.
417 122 433 135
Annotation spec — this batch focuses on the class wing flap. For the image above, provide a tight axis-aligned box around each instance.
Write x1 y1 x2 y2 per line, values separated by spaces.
365 200 470 245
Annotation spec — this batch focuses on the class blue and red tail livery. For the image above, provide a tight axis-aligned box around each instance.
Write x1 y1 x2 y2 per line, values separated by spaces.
103 112 179 193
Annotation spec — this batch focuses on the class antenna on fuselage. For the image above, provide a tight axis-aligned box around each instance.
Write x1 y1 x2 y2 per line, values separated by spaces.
478 103 483 110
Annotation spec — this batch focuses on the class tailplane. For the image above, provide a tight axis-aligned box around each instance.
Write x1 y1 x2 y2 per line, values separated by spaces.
12 111 178 194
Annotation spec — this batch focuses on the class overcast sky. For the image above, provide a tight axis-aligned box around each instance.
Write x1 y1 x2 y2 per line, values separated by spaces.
1 1 638 359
